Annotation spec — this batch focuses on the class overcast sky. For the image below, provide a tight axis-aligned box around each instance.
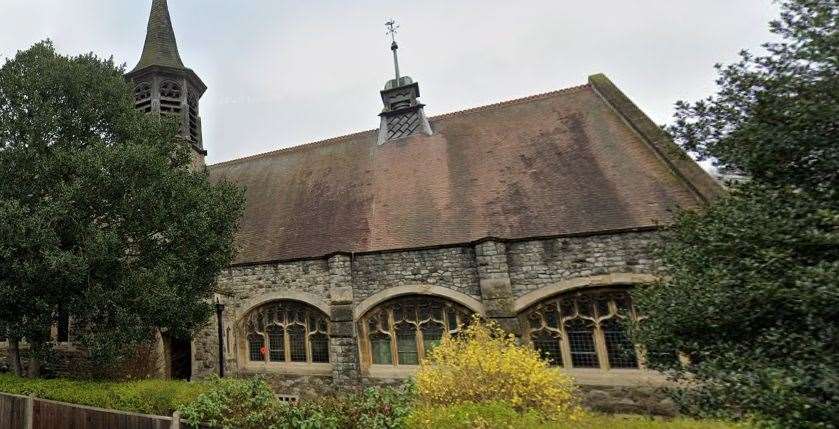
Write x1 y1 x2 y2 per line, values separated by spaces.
2 1 778 165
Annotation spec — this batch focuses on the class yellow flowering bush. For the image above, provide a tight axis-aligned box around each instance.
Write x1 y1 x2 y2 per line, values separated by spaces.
414 317 583 421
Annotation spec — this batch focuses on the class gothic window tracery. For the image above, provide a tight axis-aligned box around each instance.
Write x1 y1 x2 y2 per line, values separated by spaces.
245 301 330 364
521 288 639 370
361 296 472 367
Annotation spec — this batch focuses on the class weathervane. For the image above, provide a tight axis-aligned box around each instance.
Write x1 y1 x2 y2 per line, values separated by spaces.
385 19 401 83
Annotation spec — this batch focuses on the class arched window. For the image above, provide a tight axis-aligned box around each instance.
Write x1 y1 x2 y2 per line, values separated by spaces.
521 288 639 370
360 296 472 367
244 301 330 364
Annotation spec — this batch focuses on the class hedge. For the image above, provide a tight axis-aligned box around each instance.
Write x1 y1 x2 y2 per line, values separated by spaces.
0 373 208 415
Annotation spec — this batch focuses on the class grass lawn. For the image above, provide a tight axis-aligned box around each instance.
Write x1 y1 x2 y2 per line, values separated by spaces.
545 414 742 429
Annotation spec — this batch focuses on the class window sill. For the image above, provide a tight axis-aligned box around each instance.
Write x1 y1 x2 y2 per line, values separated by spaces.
365 365 668 386
556 368 669 386
367 364 419 379
242 362 334 376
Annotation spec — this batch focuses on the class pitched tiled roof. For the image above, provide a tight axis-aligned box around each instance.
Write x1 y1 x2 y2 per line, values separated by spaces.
133 0 185 72
210 75 720 265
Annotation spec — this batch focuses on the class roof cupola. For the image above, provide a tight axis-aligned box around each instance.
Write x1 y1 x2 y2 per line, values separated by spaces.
377 21 432 145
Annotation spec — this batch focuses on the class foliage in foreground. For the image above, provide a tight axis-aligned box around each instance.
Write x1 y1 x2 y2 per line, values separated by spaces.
0 40 245 376
406 402 742 429
0 374 744 429
414 318 583 421
0 373 207 415
633 1 838 428
179 376 413 429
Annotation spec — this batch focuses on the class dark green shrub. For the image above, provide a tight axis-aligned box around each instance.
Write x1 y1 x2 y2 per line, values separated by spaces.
179 377 283 429
631 0 838 427
179 377 414 429
318 384 415 429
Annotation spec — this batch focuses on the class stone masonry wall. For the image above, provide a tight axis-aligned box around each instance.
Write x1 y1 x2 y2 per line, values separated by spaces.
352 246 481 304
193 259 332 377
179 231 666 411
506 232 661 297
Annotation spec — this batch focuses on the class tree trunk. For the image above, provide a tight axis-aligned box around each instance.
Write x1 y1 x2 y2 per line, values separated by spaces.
8 338 23 377
28 341 42 378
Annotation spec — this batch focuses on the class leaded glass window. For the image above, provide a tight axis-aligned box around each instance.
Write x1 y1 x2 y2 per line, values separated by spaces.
361 296 472 367
248 333 265 362
266 325 284 362
396 322 419 365
521 288 640 370
602 318 639 368
566 318 599 368
531 330 563 366
244 301 330 364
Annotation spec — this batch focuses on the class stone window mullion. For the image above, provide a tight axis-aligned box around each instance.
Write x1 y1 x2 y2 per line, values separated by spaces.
388 309 398 367
283 318 292 363
304 320 312 364
594 320 610 370
414 322 425 362
559 314 573 369
359 319 371 366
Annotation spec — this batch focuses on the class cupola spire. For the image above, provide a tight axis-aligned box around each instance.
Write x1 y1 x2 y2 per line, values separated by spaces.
133 0 185 72
377 20 432 145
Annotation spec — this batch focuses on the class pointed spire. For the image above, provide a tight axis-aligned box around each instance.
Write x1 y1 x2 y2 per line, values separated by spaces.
133 0 185 72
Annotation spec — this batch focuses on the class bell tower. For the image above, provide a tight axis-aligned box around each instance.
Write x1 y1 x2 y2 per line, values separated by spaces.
127 0 207 164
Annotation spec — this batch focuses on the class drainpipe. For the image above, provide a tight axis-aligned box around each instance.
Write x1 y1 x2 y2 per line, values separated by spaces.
215 296 226 378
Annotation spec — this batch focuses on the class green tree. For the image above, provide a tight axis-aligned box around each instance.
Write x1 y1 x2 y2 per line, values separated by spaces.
0 41 245 377
632 1 838 428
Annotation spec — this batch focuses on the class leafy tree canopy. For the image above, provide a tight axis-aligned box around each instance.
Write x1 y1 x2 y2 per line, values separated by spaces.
633 1 837 428
0 41 244 376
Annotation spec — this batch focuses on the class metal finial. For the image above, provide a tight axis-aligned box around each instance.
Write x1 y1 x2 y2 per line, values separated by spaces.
385 20 399 44
385 20 401 84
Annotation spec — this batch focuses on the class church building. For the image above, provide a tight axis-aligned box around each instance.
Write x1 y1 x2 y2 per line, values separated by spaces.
126 0 721 409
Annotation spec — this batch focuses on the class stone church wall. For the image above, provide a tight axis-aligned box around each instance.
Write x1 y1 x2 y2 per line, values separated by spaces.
186 229 672 413
352 247 481 303
506 232 662 296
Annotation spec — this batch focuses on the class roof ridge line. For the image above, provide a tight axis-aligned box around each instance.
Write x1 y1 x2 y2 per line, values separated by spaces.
208 83 591 169
428 83 589 121
210 129 379 168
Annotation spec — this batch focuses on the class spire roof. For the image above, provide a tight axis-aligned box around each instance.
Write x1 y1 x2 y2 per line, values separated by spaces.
132 0 185 72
